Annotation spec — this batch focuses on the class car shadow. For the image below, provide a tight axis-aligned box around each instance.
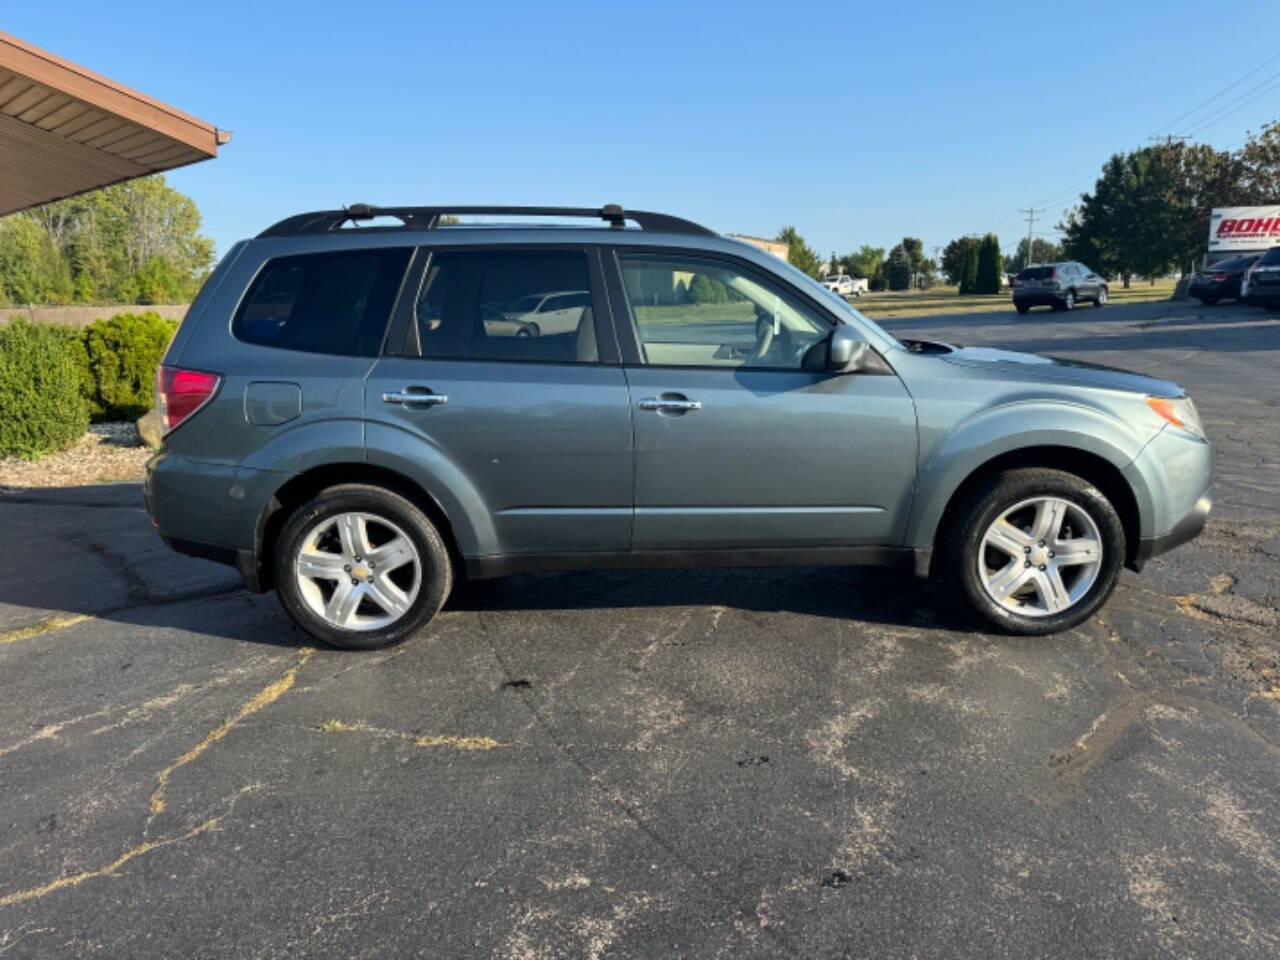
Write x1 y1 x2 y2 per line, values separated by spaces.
448 564 977 633
8 482 975 645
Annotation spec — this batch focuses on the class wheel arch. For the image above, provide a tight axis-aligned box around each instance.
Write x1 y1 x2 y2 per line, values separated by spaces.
922 445 1143 574
252 462 466 592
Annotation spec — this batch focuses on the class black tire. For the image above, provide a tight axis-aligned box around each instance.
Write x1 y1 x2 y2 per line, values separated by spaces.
1198 295 1218 305
1094 286 1108 307
1054 290 1075 311
274 484 452 650
940 468 1125 636
1015 303 1030 315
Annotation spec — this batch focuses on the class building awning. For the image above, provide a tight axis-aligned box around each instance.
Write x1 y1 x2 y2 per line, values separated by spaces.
0 30 227 216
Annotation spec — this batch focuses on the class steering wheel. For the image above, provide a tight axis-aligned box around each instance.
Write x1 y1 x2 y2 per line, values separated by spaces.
750 306 775 364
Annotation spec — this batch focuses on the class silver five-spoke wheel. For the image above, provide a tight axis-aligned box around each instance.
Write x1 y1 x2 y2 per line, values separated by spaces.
294 511 421 632
977 496 1102 617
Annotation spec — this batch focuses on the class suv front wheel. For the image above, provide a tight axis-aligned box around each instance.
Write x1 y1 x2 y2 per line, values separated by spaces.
274 484 453 649
941 468 1125 635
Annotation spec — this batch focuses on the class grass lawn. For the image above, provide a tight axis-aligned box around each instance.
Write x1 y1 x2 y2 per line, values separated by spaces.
853 279 1179 318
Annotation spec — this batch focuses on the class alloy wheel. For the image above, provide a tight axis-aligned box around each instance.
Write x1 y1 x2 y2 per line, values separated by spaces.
294 511 422 631
977 496 1103 617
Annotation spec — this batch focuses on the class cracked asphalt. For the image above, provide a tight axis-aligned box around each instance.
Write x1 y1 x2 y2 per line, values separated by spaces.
2 297 1279 959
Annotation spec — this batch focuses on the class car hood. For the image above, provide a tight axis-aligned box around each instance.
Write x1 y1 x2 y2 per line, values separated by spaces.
928 343 1182 396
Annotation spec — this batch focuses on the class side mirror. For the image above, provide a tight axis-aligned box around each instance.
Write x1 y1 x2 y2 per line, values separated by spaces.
828 325 871 373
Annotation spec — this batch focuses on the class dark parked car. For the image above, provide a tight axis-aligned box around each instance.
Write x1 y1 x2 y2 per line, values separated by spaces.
1013 262 1107 314
145 204 1210 649
1189 254 1259 304
1243 247 1280 308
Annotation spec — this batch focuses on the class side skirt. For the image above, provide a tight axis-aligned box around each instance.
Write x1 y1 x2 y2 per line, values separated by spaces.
464 546 912 580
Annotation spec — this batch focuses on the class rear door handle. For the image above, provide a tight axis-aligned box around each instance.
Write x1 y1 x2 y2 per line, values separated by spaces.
382 389 448 407
638 396 702 412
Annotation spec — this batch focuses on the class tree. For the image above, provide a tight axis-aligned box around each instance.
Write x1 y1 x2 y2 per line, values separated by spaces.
974 234 1003 294
775 226 824 279
886 244 912 291
959 242 980 294
1005 237 1063 272
843 245 886 289
941 236 981 285
0 175 214 306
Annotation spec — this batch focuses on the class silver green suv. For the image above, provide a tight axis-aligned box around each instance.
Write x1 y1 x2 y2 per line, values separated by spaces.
145 205 1211 649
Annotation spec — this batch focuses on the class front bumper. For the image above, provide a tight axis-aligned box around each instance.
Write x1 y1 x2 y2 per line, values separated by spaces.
1124 424 1213 571
1134 494 1211 569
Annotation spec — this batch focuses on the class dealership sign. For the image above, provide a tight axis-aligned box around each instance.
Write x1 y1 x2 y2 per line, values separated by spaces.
1208 206 1280 252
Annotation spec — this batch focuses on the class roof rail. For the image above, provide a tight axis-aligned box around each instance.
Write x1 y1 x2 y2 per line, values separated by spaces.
256 204 715 238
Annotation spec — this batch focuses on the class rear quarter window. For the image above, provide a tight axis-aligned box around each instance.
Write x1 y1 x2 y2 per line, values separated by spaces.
233 248 412 356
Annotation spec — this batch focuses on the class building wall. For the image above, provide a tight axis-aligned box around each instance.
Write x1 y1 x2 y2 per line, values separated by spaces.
1 304 189 327
726 234 789 262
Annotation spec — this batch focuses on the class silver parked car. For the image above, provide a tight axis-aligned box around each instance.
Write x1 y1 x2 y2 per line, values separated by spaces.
145 205 1211 649
1013 262 1108 313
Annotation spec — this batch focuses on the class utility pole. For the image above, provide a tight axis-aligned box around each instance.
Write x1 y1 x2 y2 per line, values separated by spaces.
1020 207 1043 269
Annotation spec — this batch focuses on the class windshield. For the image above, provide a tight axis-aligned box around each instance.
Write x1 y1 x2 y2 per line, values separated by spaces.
507 294 544 313
1017 266 1054 280
1209 256 1249 271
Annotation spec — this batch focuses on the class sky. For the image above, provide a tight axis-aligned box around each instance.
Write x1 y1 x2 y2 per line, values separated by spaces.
9 0 1280 261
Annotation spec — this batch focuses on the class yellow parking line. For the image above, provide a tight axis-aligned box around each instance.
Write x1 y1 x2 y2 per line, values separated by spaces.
0 613 94 646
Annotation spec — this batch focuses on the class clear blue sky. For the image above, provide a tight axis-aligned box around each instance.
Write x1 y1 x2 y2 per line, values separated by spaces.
10 1 1280 260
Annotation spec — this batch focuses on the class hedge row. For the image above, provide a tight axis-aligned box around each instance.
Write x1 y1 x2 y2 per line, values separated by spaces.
0 311 178 460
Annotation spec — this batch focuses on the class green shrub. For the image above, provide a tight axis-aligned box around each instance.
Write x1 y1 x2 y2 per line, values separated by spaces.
974 234 1003 295
0 319 89 459
77 312 178 421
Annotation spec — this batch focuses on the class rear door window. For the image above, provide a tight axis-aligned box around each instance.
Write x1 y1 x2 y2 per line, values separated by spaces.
413 250 598 363
234 248 411 355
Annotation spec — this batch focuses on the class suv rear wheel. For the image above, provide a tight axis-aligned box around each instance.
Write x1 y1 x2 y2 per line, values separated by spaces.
1056 290 1075 311
941 468 1125 635
274 484 452 649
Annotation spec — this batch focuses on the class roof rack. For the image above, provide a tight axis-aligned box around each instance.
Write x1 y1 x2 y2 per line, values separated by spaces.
256 204 715 238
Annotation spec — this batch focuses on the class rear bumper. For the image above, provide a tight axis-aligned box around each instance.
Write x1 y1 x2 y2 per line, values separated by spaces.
1012 290 1065 306
145 450 274 590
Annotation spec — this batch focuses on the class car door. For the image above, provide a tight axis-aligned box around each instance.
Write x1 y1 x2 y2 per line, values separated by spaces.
364 246 633 557
604 248 918 551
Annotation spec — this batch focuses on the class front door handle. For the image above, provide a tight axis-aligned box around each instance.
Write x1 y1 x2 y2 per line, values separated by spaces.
382 389 448 407
638 396 702 412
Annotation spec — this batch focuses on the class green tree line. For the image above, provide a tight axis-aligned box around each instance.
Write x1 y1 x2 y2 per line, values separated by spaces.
0 175 214 307
1061 123 1280 286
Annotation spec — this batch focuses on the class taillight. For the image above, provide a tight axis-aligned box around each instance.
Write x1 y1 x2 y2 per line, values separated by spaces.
155 365 222 433
1049 267 1058 281
1210 272 1228 282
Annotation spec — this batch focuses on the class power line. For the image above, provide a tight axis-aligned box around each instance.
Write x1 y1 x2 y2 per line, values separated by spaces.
1181 70 1280 137
1149 51 1280 139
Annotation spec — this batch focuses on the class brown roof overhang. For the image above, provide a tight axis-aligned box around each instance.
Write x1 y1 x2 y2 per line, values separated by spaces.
0 30 227 215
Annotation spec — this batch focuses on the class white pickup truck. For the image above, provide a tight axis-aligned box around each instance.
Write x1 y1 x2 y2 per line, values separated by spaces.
822 274 868 297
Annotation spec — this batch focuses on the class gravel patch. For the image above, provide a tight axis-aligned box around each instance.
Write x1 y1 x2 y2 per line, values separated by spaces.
0 422 150 490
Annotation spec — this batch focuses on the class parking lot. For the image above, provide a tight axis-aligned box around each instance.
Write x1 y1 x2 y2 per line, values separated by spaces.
3 297 1279 958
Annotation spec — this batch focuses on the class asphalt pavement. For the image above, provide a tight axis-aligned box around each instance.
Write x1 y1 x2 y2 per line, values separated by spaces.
2 296 1279 959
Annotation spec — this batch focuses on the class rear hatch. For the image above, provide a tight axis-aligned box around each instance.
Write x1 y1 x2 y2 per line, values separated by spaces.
1015 265 1057 289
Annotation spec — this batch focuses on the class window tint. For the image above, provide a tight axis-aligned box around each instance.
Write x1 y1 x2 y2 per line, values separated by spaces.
234 248 410 356
618 255 829 369
414 251 596 363
1257 248 1280 266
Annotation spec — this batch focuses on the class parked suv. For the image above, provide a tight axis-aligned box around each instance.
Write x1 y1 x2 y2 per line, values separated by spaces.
1243 246 1280 308
146 205 1210 649
1013 262 1108 313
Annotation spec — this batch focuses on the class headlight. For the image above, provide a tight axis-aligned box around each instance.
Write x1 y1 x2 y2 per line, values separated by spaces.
1146 395 1205 439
